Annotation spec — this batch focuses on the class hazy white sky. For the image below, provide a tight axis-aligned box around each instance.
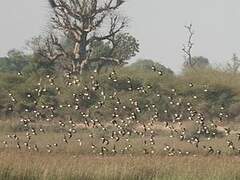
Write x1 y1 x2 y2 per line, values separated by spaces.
0 0 240 72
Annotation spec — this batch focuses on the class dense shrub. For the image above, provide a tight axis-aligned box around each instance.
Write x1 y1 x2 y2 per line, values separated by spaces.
1 58 240 122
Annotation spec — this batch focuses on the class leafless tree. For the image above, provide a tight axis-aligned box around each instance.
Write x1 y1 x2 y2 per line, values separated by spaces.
39 0 128 74
182 24 194 68
227 53 240 73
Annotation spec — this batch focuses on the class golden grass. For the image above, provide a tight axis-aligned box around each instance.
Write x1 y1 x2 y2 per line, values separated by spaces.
0 120 240 179
0 151 240 180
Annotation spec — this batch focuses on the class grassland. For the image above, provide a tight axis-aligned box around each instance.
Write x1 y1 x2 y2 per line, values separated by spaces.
1 152 240 180
0 120 240 180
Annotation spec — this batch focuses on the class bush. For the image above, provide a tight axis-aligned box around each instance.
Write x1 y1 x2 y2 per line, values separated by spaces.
1 60 240 123
229 102 240 119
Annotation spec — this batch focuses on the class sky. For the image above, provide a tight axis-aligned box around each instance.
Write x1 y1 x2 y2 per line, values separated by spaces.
0 0 240 72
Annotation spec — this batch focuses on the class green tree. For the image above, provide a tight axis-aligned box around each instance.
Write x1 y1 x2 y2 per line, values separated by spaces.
129 59 174 75
60 33 139 73
0 49 29 72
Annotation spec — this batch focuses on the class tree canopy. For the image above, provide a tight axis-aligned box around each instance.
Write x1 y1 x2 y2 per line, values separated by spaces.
129 59 174 75
34 0 139 74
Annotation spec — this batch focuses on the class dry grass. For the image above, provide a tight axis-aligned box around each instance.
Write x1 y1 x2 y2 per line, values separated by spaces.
0 120 240 179
0 151 240 180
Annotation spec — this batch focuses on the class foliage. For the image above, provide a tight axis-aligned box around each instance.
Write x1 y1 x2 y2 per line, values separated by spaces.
1 48 240 121
183 56 210 69
129 59 174 75
0 49 30 72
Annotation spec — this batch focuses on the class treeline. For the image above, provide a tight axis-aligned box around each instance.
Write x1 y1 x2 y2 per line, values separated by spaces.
1 50 240 121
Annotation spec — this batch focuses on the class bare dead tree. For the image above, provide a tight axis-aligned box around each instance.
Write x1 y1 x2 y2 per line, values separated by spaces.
182 24 194 68
42 0 128 74
227 53 240 74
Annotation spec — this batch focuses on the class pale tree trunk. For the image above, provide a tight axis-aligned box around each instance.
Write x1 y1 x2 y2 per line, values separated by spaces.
45 0 127 75
72 33 88 74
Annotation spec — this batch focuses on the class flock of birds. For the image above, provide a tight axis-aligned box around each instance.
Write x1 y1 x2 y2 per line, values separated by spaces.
2 67 240 157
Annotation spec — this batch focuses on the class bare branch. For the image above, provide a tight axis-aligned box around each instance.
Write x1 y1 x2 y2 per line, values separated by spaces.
37 34 67 62
182 24 194 68
89 14 127 43
94 0 124 15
